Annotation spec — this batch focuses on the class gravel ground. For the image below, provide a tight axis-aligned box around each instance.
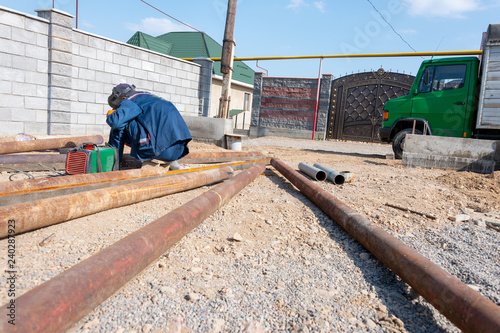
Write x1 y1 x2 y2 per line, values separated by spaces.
0 137 499 333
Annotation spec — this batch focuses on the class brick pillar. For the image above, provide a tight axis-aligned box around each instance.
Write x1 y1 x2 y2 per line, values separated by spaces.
315 74 333 139
249 72 264 138
192 57 213 117
36 9 73 135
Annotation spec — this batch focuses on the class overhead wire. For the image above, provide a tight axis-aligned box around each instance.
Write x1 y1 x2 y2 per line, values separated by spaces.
138 0 207 57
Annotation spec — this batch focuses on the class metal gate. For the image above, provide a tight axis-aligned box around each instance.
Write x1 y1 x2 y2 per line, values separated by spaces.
327 68 414 142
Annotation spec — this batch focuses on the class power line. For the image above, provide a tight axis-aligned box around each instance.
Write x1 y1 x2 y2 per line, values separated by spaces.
138 0 207 56
365 0 419 53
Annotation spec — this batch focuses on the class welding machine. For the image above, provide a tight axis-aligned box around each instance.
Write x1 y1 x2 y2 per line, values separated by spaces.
65 143 119 175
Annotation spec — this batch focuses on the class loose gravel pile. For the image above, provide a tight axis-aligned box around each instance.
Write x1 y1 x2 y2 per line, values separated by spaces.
0 137 498 333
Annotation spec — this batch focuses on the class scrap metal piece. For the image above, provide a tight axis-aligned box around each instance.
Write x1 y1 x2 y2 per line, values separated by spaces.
0 163 265 333
271 158 500 333
313 163 345 185
0 135 104 155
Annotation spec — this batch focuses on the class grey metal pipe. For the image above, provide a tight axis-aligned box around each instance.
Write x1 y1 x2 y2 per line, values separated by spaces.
313 163 345 185
298 162 326 181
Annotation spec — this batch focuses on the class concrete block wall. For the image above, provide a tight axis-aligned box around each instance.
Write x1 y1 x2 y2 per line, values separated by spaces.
249 73 332 139
0 7 50 135
0 6 203 137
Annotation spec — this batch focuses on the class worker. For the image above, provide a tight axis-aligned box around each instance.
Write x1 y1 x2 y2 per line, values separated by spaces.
106 83 192 170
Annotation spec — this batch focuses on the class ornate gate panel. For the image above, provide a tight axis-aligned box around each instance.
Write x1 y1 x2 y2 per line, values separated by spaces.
327 68 414 142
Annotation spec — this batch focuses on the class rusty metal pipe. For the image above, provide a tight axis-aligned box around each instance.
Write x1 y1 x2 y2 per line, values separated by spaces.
0 158 269 203
271 158 500 333
0 167 234 238
0 135 104 155
181 151 266 163
1 163 265 333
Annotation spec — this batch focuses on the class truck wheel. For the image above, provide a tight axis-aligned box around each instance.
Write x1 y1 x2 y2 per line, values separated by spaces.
392 129 422 159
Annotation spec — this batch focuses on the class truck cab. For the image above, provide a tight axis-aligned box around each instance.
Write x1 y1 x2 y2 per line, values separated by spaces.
379 57 480 158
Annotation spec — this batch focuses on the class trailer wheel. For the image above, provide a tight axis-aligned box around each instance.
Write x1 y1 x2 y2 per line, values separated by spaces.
392 129 422 159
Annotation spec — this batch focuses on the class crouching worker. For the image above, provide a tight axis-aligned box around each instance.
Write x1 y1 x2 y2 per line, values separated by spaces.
106 83 192 170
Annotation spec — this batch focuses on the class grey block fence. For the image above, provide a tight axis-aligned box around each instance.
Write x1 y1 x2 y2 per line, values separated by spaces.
0 6 213 136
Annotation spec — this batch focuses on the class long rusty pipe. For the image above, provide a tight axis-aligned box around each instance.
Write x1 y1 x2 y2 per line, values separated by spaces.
0 158 269 202
1 163 265 333
271 158 500 333
181 151 266 163
0 135 104 155
0 167 234 238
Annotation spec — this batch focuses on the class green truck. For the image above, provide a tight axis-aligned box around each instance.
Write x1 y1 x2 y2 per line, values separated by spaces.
379 23 500 158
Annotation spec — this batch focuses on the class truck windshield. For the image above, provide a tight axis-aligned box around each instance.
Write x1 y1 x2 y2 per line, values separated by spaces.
417 64 466 93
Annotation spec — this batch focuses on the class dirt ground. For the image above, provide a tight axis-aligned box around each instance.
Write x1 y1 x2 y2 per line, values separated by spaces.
0 137 499 332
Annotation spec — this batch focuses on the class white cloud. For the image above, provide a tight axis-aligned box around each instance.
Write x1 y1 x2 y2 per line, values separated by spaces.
314 1 326 12
287 0 306 9
126 17 187 35
404 0 481 18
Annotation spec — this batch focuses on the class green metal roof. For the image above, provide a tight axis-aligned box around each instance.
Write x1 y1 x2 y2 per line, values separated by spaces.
229 109 246 117
127 32 173 55
127 31 254 86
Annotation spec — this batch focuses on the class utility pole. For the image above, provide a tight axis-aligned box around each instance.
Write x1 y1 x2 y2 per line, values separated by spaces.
218 0 237 119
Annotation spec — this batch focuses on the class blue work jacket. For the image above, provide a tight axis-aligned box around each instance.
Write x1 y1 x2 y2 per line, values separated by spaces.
107 92 191 162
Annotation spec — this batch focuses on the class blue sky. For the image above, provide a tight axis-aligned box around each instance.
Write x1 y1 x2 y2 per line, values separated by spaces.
2 0 499 79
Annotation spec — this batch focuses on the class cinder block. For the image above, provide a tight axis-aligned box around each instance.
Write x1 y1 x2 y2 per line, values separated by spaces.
51 99 71 112
95 72 112 83
36 110 48 122
0 109 12 121
121 45 136 57
147 72 160 82
78 91 96 103
49 111 71 123
148 54 161 64
25 122 48 135
105 41 121 53
77 113 96 125
141 61 154 72
36 34 48 47
12 27 37 44
119 66 134 77
87 103 105 114
26 19 48 34
0 94 24 108
0 23 12 39
50 74 71 88
37 59 49 73
78 45 97 59
12 82 37 97
104 62 120 74
50 63 71 76
88 58 104 71
51 25 72 40
113 53 128 66
1 11 24 28
50 87 71 100
49 123 71 135
0 38 25 56
127 58 142 70
78 68 96 81
134 69 147 80
71 102 87 113
88 37 105 50
73 55 88 68
13 56 37 71
25 71 48 85
12 108 36 121
135 50 149 61
86 124 107 135
70 124 87 135
73 32 89 46
51 50 72 64
0 121 24 135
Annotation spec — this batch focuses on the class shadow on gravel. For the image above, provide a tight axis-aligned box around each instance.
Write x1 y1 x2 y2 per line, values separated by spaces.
265 168 450 333
303 148 387 160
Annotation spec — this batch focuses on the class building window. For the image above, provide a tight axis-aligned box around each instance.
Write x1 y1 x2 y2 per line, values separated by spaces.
244 92 251 111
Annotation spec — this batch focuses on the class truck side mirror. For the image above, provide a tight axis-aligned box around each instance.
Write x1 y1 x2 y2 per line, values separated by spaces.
423 71 429 86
